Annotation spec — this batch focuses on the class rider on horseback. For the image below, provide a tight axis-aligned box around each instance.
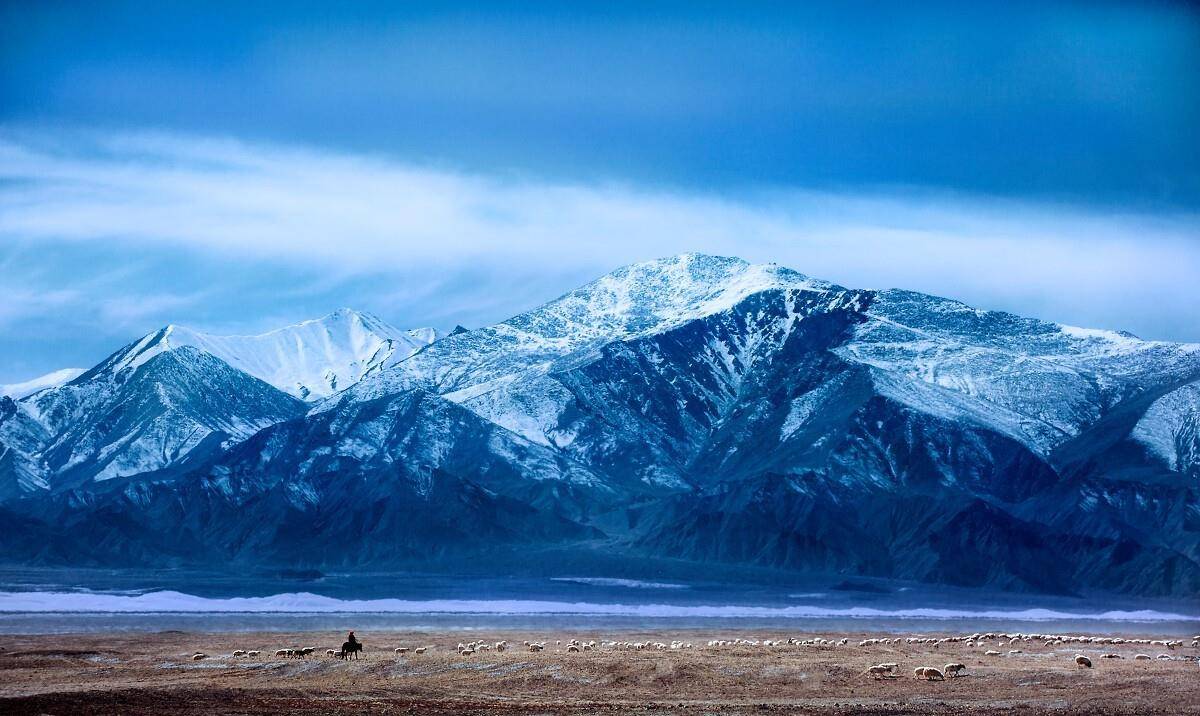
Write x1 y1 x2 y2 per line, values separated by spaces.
339 631 363 660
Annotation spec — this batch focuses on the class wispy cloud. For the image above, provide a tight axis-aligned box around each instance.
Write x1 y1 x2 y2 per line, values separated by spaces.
0 129 1198 380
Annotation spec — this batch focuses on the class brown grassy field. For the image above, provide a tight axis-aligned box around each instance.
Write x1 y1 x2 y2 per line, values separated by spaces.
1 629 1197 714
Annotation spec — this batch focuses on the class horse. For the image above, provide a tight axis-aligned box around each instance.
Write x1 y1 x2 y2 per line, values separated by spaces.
339 641 363 660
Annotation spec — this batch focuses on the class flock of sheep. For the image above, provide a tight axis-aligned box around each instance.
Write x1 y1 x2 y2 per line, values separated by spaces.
183 631 1199 675
853 630 1199 682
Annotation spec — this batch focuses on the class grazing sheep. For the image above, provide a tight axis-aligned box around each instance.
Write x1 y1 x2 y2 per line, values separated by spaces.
394 647 409 654
1101 653 1122 659
232 650 246 657
944 663 965 677
246 650 260 658
913 667 927 679
415 647 428 654
274 649 289 657
863 665 890 679
879 663 898 672
916 667 944 681
191 653 207 661
985 650 1002 656
1157 654 1172 660
1134 654 1152 660
566 644 580 652
1074 655 1092 668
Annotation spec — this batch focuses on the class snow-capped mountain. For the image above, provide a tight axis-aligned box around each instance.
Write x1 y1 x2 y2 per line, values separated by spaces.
0 309 435 495
19 347 304 488
2 255 1197 597
323 254 832 411
104 308 438 401
0 368 86 399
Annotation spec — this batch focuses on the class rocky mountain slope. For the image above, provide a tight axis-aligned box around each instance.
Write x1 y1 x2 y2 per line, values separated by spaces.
2 255 1197 596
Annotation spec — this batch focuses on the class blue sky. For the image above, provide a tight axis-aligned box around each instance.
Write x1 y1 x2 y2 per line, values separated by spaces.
1 1 1199 382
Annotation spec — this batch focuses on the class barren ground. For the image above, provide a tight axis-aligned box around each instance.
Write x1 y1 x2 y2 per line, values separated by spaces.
1 629 1197 714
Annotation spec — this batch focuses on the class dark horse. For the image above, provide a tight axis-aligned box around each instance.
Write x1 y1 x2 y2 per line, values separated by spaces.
338 641 363 660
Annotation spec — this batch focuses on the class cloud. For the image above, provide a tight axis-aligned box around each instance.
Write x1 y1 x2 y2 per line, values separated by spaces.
0 129 1198 381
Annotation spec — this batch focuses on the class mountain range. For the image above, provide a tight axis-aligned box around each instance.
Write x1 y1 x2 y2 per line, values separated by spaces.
1 254 1197 597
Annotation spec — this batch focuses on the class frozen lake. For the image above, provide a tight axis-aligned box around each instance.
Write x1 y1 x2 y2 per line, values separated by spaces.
1 568 1195 635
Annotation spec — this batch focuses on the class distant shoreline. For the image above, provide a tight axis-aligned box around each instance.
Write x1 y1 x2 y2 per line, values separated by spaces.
2 589 1195 621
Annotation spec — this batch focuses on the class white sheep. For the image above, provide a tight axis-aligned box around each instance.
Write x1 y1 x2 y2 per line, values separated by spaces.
1074 655 1092 668
1134 654 1152 660
191 653 207 661
985 650 1002 656
863 665 890 679
944 663 965 677
232 649 245 657
394 647 409 654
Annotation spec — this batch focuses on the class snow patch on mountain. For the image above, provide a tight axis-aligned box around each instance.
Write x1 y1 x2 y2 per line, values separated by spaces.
1131 380 1200 472
0 368 86 399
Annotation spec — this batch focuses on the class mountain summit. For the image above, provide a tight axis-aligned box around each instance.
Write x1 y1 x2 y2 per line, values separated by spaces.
94 308 438 401
1 255 1197 597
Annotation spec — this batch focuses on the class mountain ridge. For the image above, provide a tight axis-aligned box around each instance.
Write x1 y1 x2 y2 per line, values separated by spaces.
89 308 438 401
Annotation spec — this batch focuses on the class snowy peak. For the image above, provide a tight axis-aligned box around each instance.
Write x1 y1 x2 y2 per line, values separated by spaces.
26 346 305 486
91 309 439 401
0 368 87 399
322 254 841 411
503 253 830 342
